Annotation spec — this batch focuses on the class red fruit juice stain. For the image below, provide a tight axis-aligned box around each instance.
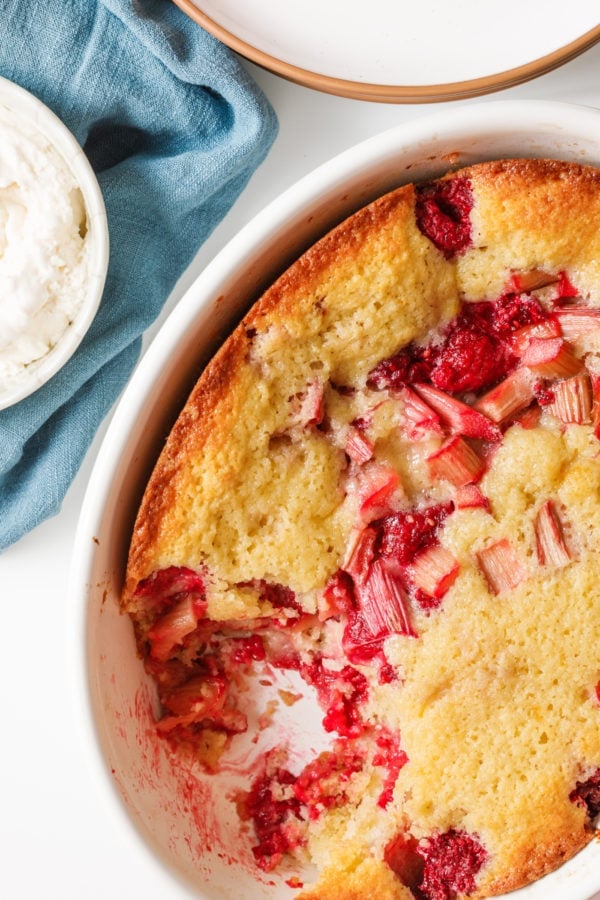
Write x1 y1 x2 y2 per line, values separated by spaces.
372 728 408 809
244 765 305 871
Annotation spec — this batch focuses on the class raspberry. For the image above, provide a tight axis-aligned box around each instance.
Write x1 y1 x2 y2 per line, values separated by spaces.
368 294 551 397
376 503 453 565
430 297 540 393
252 579 302 613
431 324 509 393
418 829 487 900
491 292 546 334
415 177 474 258
569 767 600 819
367 343 433 391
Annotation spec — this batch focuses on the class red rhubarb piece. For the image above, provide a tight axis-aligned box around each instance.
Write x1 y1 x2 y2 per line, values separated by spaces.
357 557 415 638
521 337 583 379
290 378 325 427
157 674 247 736
535 500 574 568
320 569 355 620
356 462 401 522
343 525 378 582
454 483 490 510
147 593 207 662
546 372 593 425
410 545 460 600
476 538 527 595
160 673 226 719
554 271 580 300
508 316 562 355
400 385 443 440
343 557 416 661
588 363 600 440
413 383 502 441
474 367 536 424
508 269 560 293
511 403 542 430
345 425 374 463
555 307 600 352
385 832 425 890
426 435 485 486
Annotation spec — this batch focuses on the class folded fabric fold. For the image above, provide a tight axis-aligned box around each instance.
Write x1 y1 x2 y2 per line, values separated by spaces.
0 0 278 550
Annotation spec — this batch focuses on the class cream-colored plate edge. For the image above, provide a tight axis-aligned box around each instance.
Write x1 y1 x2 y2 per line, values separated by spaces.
174 1 600 103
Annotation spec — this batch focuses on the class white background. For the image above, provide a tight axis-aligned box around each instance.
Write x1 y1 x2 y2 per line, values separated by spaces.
1 35 600 900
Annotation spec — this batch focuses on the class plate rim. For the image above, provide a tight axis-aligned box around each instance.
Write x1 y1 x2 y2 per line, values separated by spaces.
173 1 600 103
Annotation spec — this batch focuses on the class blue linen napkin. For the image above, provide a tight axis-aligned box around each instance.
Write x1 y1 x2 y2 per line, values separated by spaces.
0 0 278 550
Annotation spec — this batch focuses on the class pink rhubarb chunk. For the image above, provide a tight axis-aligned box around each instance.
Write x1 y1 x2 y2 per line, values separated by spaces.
426 436 485 486
413 383 502 441
535 500 574 568
410 545 460 600
476 538 527 595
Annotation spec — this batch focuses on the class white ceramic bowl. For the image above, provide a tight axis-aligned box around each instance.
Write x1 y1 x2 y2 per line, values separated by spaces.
0 77 108 410
71 100 600 900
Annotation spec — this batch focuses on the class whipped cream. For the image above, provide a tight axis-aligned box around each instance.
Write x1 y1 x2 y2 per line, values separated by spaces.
0 103 90 387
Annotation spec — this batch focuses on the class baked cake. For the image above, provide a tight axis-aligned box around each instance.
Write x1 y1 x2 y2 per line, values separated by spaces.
122 158 600 899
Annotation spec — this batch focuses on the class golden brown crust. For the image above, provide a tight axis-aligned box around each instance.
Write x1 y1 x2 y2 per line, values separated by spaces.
297 857 415 900
124 179 456 599
124 325 251 597
455 158 600 302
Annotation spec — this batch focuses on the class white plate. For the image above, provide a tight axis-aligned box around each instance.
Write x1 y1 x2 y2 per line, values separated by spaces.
175 0 600 102
72 100 600 899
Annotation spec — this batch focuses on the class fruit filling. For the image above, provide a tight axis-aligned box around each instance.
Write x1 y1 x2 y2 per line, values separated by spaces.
415 177 474 258
132 268 600 899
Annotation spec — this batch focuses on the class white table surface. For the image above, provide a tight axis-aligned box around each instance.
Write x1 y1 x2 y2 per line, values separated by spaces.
2 38 600 900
